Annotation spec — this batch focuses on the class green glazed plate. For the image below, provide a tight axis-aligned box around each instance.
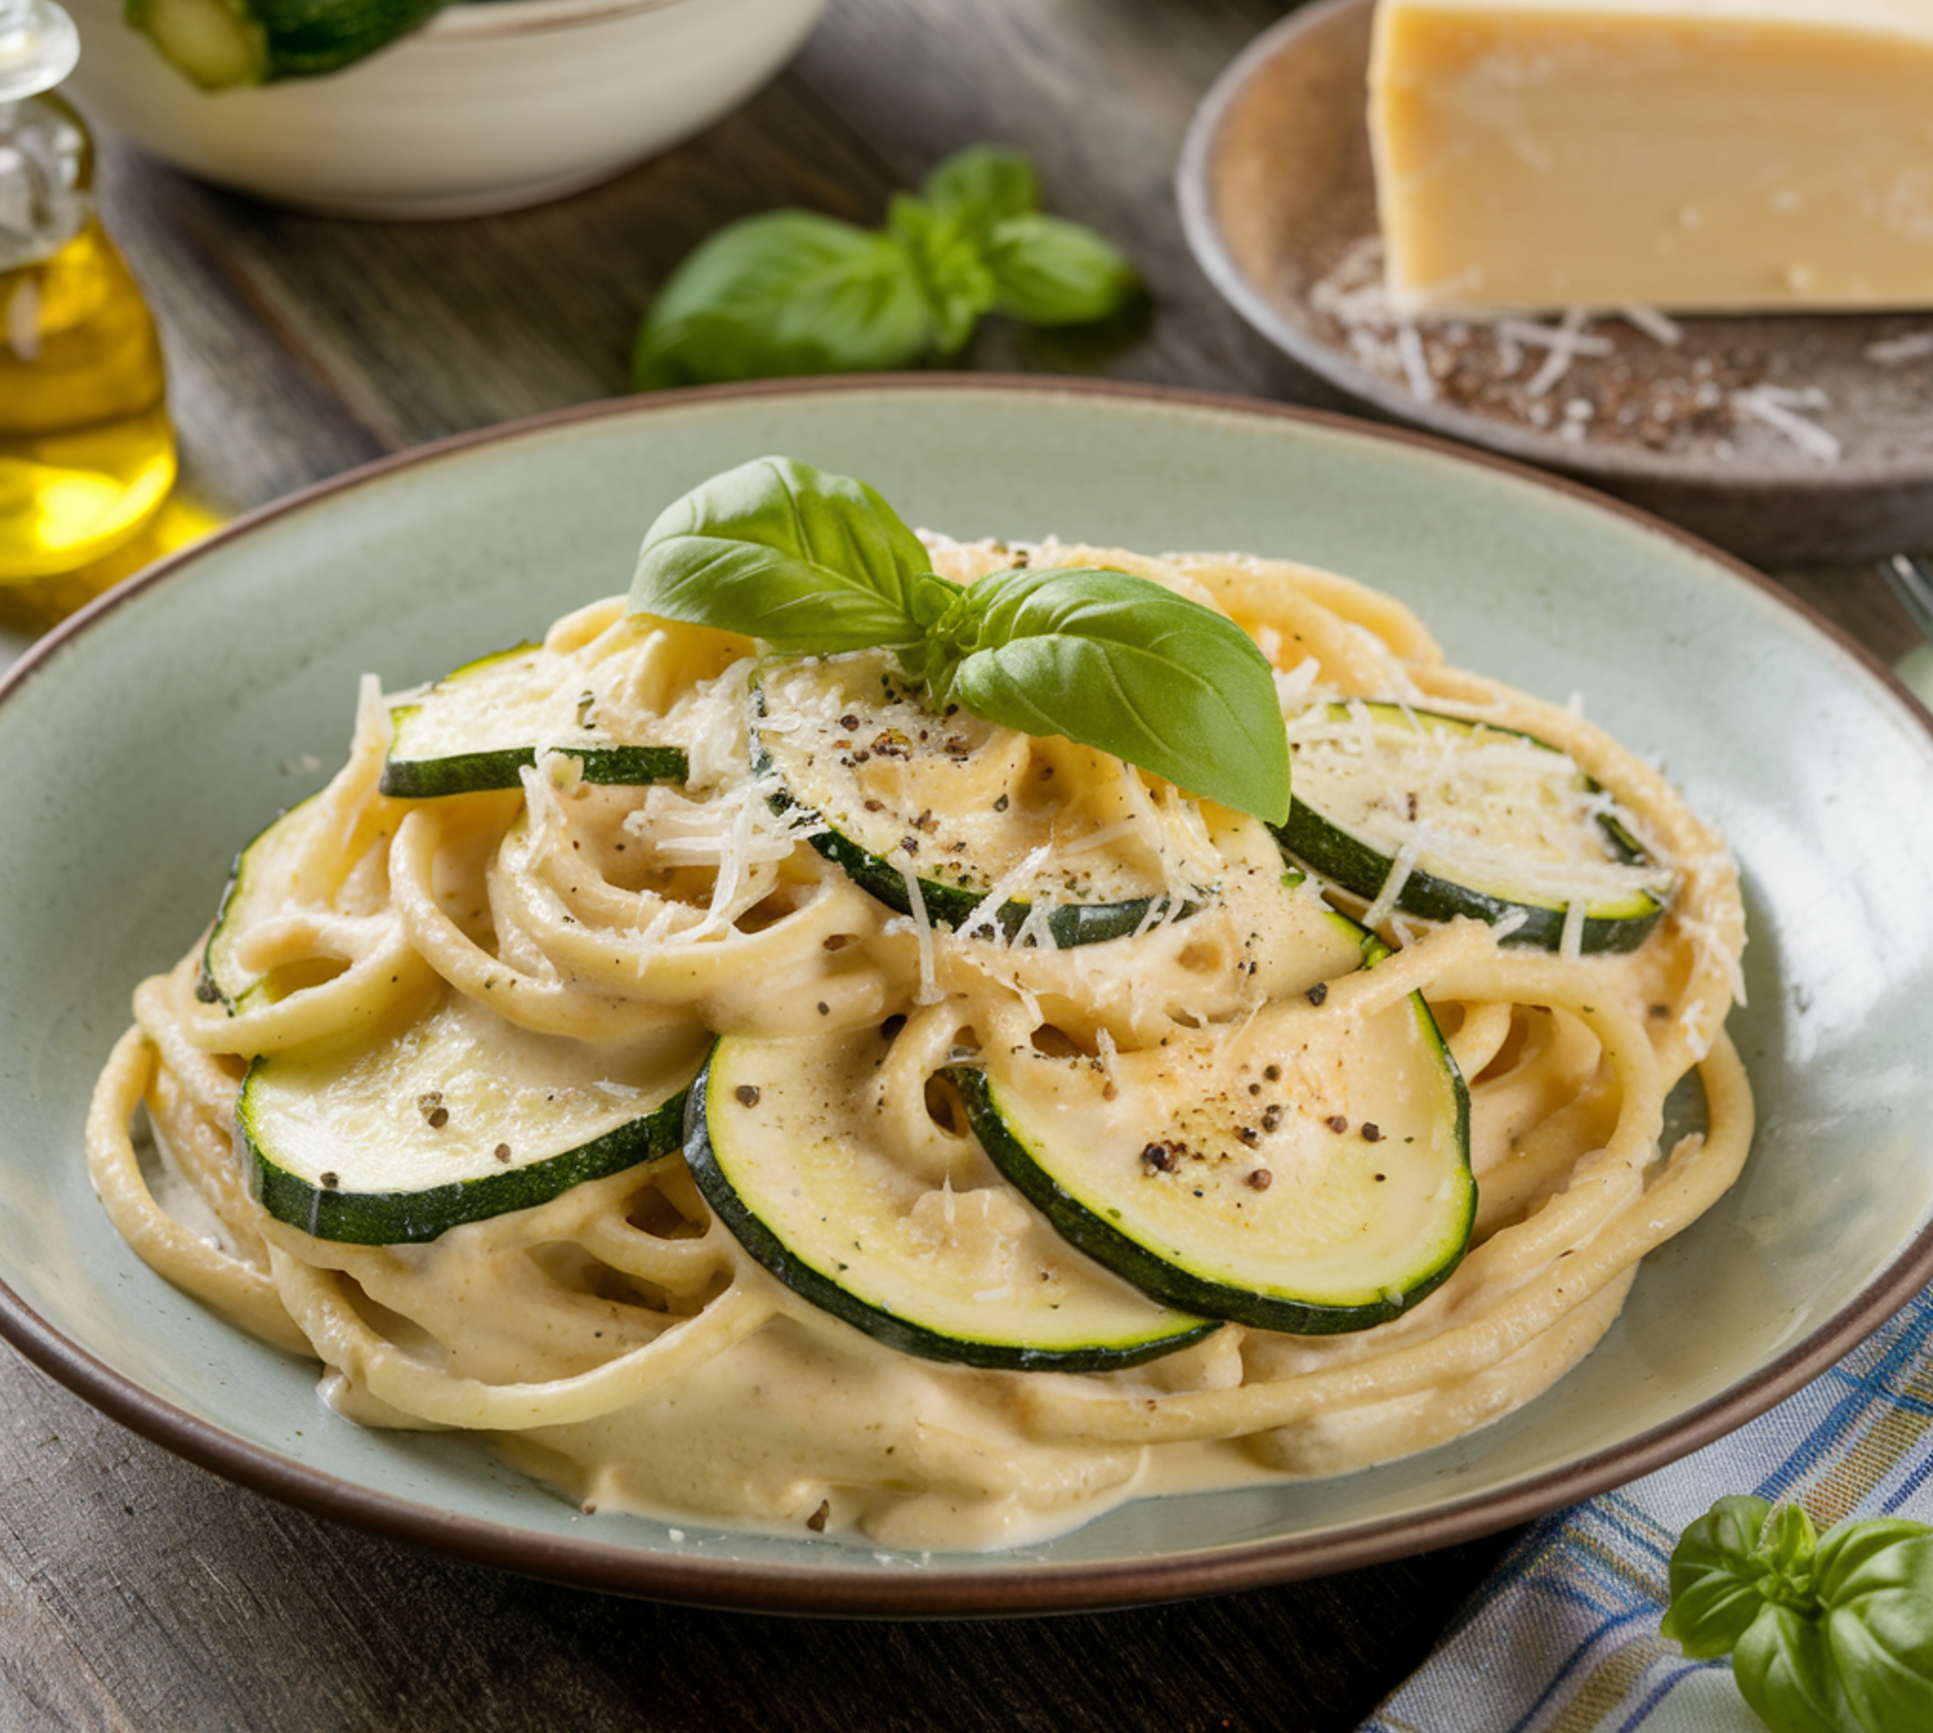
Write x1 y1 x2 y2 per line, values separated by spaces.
3 379 1930 1614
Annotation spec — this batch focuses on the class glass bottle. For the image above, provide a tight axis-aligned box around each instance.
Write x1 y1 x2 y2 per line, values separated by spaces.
1 0 176 583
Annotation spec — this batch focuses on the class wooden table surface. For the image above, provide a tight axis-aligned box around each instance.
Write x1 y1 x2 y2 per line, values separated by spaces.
2 1 1925 1728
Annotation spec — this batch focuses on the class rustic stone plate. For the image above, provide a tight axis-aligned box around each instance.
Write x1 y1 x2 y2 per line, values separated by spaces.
1177 0 1933 562
2 378 1931 1613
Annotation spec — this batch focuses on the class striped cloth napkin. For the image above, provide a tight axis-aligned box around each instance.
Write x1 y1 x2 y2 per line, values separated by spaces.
1361 1286 1933 1733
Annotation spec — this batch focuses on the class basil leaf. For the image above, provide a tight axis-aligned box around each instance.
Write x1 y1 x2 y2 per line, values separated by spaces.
887 194 998 358
1666 1501 1933 1733
626 461 1290 824
629 457 933 653
1735 1604 1863 1733
631 147 1138 388
1664 1496 1813 1660
632 212 931 390
920 145 1040 232
1813 1519 1933 1733
983 212 1141 326
926 564 1292 824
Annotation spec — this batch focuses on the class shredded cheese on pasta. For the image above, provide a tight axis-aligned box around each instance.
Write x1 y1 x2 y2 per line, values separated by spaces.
86 537 1751 1552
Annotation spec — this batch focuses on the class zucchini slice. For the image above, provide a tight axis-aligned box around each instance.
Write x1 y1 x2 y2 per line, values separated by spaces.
382 643 688 800
949 985 1473 1335
1275 701 1671 953
200 797 319 1011
753 652 1205 947
685 1029 1217 1372
126 0 447 89
239 991 701 1244
199 792 394 1013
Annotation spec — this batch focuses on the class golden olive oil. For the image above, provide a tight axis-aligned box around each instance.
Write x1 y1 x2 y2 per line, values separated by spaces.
0 92 177 583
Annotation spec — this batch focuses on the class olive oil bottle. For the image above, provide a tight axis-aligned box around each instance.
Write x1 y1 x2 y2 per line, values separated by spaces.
1 0 176 583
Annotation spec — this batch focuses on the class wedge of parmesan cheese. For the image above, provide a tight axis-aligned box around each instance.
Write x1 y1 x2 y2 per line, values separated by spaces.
1367 0 1933 314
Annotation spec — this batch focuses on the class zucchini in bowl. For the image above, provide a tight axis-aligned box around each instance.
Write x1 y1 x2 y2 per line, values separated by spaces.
127 0 449 89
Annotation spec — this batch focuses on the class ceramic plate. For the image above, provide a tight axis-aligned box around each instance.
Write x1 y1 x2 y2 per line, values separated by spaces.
1177 0 1933 563
3 379 1930 1615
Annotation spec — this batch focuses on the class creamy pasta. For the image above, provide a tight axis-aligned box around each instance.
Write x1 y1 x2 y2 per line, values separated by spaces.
87 530 1750 1552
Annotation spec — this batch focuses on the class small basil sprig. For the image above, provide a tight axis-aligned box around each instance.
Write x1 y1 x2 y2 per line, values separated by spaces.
1662 1495 1933 1733
629 457 1290 824
632 147 1140 390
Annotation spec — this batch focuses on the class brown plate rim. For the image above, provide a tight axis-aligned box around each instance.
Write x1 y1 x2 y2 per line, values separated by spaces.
3 373 1930 1616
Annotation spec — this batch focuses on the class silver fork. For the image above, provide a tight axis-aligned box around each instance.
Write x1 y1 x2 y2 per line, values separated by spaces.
1883 554 1933 706
1884 553 1933 644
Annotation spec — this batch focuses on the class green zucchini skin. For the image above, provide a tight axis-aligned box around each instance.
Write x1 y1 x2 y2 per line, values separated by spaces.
197 799 304 1010
769 779 1197 946
244 0 445 77
380 642 689 800
1274 702 1666 954
1275 818 1660 955
243 1079 687 1246
236 989 701 1244
197 792 396 1012
682 1040 1218 1373
126 0 449 88
749 672 1200 948
946 989 1473 1336
380 743 688 801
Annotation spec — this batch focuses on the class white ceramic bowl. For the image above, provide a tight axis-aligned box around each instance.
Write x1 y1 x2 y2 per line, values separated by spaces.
65 0 829 219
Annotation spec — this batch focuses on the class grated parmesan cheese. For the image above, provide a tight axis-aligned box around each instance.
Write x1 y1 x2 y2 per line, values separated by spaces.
1558 898 1586 962
1730 384 1841 464
1363 831 1425 931
1619 305 1684 347
883 850 942 1005
1866 331 1933 366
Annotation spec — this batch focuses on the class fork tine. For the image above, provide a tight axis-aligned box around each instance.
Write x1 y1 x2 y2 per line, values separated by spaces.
1883 554 1933 644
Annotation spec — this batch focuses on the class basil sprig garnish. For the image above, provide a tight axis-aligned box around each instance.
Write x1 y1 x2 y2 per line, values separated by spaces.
628 457 1291 825
632 147 1139 390
1662 1495 1933 1732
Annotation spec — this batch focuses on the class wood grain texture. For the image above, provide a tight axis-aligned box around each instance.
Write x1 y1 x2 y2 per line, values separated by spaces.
3 0 1915 1724
87 0 1331 521
0 1348 1515 1732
